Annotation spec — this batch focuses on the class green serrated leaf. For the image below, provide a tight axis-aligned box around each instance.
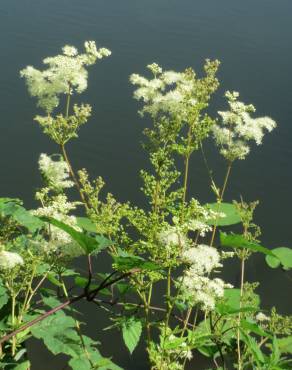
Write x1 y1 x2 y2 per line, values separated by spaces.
0 198 43 232
240 319 271 338
76 217 97 233
113 250 160 271
241 330 265 364
31 311 78 357
41 216 109 255
220 232 276 257
205 202 241 226
216 288 260 315
122 318 142 354
276 336 292 354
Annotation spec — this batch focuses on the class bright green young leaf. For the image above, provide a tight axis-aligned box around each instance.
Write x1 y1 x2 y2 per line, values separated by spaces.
69 358 92 370
276 336 292 354
14 361 31 370
266 247 292 270
122 317 142 354
240 330 265 365
41 216 110 255
240 319 271 338
205 202 241 226
76 217 97 233
216 288 260 315
220 232 277 257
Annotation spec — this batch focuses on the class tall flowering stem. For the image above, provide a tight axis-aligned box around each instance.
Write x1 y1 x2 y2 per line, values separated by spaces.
209 162 232 247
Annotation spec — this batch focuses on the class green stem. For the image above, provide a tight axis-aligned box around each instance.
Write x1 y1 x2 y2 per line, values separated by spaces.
159 267 172 369
182 126 193 205
210 162 232 246
11 295 16 356
237 255 246 370
66 89 71 118
61 280 95 368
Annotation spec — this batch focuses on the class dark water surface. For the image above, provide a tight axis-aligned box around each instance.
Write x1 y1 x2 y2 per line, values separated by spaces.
1 0 292 369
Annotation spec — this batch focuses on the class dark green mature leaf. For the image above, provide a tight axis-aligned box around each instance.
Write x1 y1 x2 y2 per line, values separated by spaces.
113 249 161 271
122 317 142 354
266 247 292 270
41 216 110 255
220 232 277 257
0 197 43 232
205 202 241 226
113 255 160 271
30 312 78 357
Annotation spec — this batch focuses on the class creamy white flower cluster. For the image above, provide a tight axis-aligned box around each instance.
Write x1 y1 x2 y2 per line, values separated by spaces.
158 226 187 251
130 63 196 119
0 246 24 270
33 194 83 259
256 312 270 322
213 91 276 161
180 245 233 310
20 41 111 112
39 153 74 190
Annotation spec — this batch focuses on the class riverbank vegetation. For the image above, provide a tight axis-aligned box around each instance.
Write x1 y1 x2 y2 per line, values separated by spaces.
0 41 291 369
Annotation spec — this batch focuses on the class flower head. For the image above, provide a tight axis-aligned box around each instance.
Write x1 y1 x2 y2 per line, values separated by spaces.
20 41 111 113
38 153 74 190
0 250 24 270
213 91 277 161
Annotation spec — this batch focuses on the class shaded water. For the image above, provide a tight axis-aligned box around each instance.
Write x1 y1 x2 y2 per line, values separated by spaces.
0 0 292 368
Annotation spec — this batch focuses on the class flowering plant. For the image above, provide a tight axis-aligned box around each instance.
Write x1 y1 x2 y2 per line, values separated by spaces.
0 41 291 370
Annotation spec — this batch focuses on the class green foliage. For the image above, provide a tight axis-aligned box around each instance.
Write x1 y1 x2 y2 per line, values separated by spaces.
205 202 241 226
0 41 288 370
41 216 110 255
113 249 161 271
0 198 44 232
220 232 276 256
266 247 292 270
121 317 142 354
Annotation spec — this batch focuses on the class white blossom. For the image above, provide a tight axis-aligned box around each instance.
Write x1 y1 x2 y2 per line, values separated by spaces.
213 91 277 161
182 273 232 310
158 227 187 250
186 219 212 237
62 45 78 57
179 243 233 311
147 62 162 76
0 251 24 270
182 245 222 274
256 312 270 322
130 65 200 120
32 194 83 258
38 153 74 190
20 41 111 112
